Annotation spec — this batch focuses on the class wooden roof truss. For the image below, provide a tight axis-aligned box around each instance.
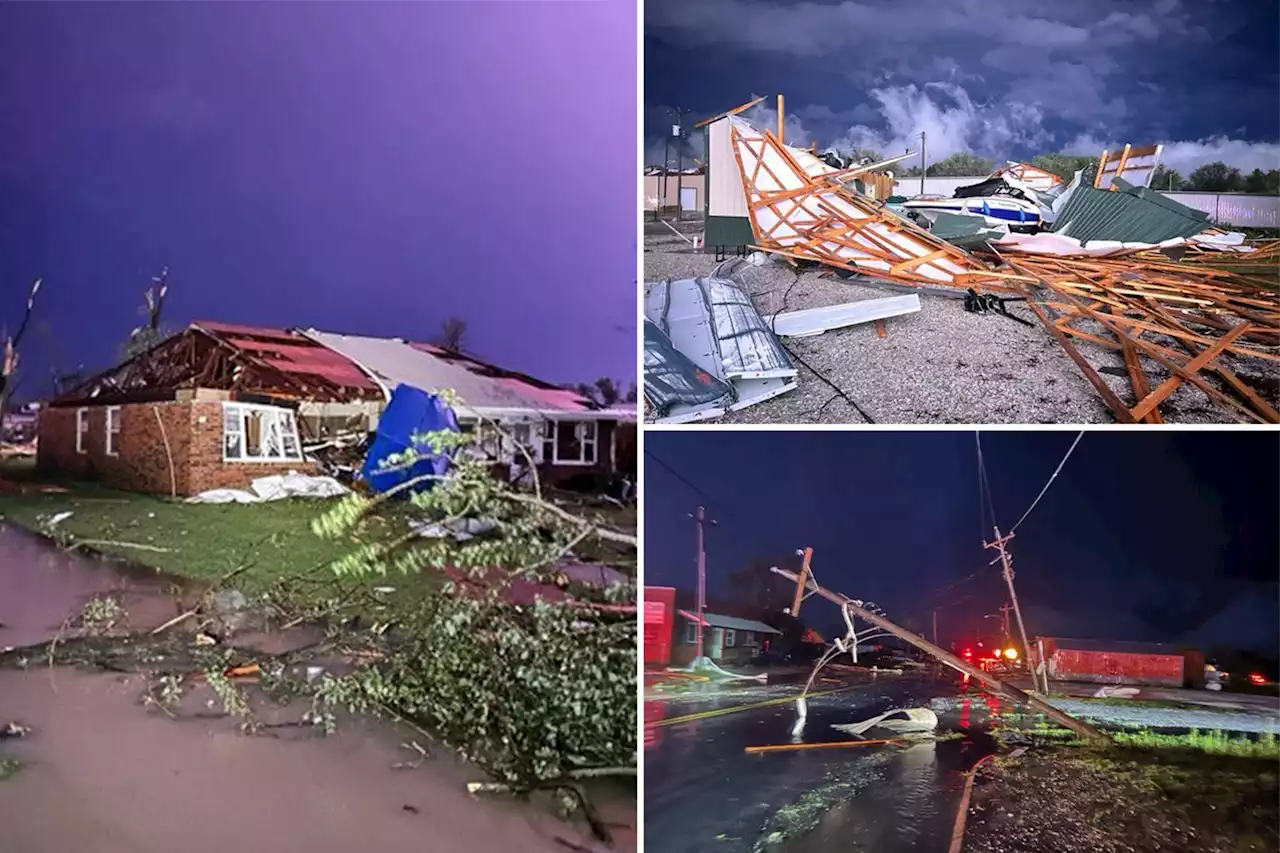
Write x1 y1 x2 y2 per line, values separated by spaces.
51 327 373 407
727 117 1017 292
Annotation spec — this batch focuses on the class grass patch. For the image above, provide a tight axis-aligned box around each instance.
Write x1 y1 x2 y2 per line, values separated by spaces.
1111 728 1280 759
0 465 434 611
0 758 20 780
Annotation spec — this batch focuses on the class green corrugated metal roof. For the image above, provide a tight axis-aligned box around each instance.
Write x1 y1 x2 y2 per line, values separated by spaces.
1051 178 1211 244
929 211 1006 250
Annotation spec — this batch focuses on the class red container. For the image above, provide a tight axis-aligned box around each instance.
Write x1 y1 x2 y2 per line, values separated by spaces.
1041 637 1187 687
643 586 677 667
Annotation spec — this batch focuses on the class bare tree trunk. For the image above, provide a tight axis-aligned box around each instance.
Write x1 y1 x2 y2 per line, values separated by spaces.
0 278 42 430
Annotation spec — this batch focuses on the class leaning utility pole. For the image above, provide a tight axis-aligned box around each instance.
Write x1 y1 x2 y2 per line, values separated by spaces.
985 527 1047 692
790 547 814 617
693 505 708 661
771 563 1106 742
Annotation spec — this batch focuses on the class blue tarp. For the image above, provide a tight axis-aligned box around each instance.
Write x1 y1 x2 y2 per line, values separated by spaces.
360 384 459 496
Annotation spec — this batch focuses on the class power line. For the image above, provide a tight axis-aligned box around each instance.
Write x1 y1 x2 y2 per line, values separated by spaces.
644 450 719 509
975 432 997 534
1008 431 1084 536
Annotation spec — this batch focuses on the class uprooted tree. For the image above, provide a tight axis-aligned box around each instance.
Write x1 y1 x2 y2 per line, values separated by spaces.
0 277 42 428
0 400 636 838
304 410 637 831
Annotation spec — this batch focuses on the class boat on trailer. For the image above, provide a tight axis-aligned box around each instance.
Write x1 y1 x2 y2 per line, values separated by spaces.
901 173 1058 233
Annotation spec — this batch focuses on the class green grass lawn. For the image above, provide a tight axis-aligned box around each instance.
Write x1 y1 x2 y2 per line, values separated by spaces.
0 457 434 610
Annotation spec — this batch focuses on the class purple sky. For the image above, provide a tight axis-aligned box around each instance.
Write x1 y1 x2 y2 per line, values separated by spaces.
0 1 637 399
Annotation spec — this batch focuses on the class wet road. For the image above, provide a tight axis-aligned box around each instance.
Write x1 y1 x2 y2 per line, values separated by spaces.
645 673 1001 853
0 524 633 853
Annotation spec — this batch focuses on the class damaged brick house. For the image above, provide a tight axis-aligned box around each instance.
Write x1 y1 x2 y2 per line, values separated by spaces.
38 321 636 496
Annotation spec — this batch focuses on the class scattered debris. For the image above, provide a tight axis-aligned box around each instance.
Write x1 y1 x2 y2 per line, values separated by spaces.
187 472 350 504
833 707 939 737
1 721 31 739
644 101 1279 424
744 738 903 755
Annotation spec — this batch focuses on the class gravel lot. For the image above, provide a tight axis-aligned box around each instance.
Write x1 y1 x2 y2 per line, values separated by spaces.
643 220 1279 425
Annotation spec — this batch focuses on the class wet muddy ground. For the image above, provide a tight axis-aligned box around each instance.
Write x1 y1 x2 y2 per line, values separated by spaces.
645 673 1280 853
966 746 1280 853
644 673 995 853
0 524 634 853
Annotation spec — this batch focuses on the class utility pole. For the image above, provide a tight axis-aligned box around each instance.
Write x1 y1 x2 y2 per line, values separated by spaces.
790 547 813 617
919 130 927 196
932 609 939 647
984 527 1046 692
672 107 691 222
770 565 1107 742
659 122 671 223
693 505 708 661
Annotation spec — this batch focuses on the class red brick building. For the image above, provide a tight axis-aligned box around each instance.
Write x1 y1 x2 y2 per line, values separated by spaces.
38 321 635 496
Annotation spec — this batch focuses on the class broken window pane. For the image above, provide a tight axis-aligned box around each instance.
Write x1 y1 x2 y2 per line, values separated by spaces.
243 410 265 457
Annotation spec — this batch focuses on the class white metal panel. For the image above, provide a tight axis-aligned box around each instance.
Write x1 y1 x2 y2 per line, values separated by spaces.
680 186 698 211
1163 192 1280 229
708 117 748 218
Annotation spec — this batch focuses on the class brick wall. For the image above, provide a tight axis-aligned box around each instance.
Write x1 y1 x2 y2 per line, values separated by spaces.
186 401 318 494
39 399 316 496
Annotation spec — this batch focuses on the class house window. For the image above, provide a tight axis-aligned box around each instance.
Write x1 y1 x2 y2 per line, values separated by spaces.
105 407 121 456
75 408 89 454
684 621 699 644
723 629 737 648
743 632 758 648
222 403 303 462
541 420 598 466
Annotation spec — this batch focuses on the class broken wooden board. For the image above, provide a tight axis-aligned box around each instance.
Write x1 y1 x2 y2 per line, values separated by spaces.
1012 255 1280 424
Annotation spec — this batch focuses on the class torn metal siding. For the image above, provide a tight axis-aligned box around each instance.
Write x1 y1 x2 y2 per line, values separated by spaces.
642 320 731 418
1051 178 1211 244
645 278 796 383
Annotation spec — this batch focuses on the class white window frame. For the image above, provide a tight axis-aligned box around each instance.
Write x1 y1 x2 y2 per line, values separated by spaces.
684 620 699 644
541 419 598 466
75 408 89 454
105 406 121 457
723 629 737 648
743 632 758 648
221 402 303 463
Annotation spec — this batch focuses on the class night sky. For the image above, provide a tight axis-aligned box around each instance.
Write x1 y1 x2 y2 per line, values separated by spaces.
645 431 1280 653
0 1 637 400
645 0 1280 174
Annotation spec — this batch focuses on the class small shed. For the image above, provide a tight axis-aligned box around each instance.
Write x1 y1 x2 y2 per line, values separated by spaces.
1040 636 1201 688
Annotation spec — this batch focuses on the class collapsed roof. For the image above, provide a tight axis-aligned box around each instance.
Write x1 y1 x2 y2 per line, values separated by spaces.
53 321 633 421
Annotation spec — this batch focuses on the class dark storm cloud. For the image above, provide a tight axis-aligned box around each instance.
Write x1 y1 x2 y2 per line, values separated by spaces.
645 0 1278 171
1 1 637 395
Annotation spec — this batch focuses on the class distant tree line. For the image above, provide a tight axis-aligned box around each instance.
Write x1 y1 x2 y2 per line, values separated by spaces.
887 150 1280 194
